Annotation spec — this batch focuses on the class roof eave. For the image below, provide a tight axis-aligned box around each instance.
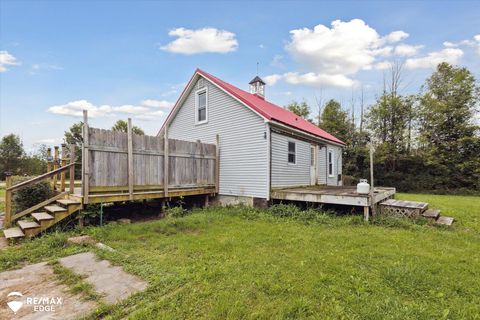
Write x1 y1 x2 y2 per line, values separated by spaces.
269 120 346 147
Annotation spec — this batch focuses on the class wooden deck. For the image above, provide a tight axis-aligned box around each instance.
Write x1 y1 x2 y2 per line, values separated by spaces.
270 186 396 207
71 186 216 204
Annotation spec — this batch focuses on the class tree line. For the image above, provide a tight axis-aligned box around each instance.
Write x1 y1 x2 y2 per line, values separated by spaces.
0 120 145 180
286 62 480 193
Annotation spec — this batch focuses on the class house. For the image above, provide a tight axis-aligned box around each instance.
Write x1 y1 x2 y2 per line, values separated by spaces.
159 69 345 206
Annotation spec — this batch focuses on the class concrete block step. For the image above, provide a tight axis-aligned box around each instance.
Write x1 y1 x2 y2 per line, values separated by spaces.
4 227 25 239
57 199 81 206
18 220 40 230
422 209 440 219
44 205 68 214
31 212 54 221
436 216 454 226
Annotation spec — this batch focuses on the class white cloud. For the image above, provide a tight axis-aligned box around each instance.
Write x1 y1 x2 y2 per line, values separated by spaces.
405 47 464 69
441 34 480 56
141 99 174 108
265 72 355 88
394 44 424 56
270 54 284 68
381 30 409 43
30 63 63 75
160 27 238 54
0 51 19 72
374 61 393 70
475 35 480 55
268 19 409 88
264 74 283 86
47 99 173 121
286 19 406 75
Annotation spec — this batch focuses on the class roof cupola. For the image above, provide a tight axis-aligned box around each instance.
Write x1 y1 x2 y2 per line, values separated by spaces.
249 76 266 99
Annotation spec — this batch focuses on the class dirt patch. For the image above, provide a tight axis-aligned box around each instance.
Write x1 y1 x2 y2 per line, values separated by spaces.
0 237 8 250
0 262 97 319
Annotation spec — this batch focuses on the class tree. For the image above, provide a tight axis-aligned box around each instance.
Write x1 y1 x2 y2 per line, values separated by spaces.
418 62 480 189
64 122 84 179
365 62 415 171
286 101 310 120
112 120 144 135
21 144 48 176
319 99 351 144
0 134 25 178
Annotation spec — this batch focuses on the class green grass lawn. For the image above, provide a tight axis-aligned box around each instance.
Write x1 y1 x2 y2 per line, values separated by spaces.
1 193 480 319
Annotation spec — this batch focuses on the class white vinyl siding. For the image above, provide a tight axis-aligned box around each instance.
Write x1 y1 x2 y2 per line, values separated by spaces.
317 145 343 186
167 76 268 198
271 132 310 187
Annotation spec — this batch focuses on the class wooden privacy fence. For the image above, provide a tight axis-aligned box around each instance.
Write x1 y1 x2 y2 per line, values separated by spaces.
82 113 218 203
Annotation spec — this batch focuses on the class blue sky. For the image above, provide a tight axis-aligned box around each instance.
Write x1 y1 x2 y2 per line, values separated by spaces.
1 0 479 150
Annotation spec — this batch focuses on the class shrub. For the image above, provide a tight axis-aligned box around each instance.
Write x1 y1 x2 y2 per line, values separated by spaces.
12 178 52 213
165 206 187 218
78 204 102 226
268 204 302 218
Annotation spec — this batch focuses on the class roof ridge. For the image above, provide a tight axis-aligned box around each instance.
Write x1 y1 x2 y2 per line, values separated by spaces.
195 69 345 145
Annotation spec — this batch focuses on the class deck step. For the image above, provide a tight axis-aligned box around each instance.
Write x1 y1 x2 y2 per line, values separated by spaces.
57 199 81 206
44 205 68 213
422 209 440 219
18 220 40 230
31 212 54 221
436 216 454 226
380 199 429 210
3 227 25 239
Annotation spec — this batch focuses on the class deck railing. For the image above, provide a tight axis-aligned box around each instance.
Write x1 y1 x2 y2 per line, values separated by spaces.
4 144 76 227
81 111 218 204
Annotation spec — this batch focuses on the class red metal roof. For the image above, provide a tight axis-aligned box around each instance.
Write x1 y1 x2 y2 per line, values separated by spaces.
196 69 345 145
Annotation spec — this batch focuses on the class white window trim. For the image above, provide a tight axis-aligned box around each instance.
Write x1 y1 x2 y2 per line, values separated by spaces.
328 148 335 177
195 87 208 125
287 140 297 165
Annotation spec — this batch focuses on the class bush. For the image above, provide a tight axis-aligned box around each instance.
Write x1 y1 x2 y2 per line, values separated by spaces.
268 204 302 218
78 204 102 226
165 206 187 218
12 178 52 213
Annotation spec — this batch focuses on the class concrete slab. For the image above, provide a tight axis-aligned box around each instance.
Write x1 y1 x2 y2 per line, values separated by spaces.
67 235 96 245
59 252 147 304
0 262 97 320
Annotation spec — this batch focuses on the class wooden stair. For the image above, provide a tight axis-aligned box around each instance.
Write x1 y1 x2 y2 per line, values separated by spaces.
380 199 454 226
3 196 82 240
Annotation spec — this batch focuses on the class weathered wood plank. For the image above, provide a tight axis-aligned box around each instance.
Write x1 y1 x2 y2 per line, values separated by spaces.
127 118 134 200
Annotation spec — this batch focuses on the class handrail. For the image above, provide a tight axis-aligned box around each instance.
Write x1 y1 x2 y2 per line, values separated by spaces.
11 192 68 222
6 163 75 192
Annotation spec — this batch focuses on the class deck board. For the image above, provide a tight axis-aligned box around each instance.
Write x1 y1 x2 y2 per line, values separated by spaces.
270 186 396 207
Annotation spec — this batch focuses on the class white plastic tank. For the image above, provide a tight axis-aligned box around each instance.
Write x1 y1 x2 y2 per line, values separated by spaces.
357 179 370 194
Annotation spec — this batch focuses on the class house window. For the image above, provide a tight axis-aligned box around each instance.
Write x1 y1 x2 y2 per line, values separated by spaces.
328 149 334 177
288 141 296 164
196 89 207 124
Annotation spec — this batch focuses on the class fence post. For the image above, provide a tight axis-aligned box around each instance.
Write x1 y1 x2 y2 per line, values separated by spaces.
47 147 52 189
215 134 220 194
53 146 59 192
4 172 12 228
82 110 90 204
60 144 66 192
47 147 52 172
164 129 169 197
69 144 75 194
127 118 134 200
